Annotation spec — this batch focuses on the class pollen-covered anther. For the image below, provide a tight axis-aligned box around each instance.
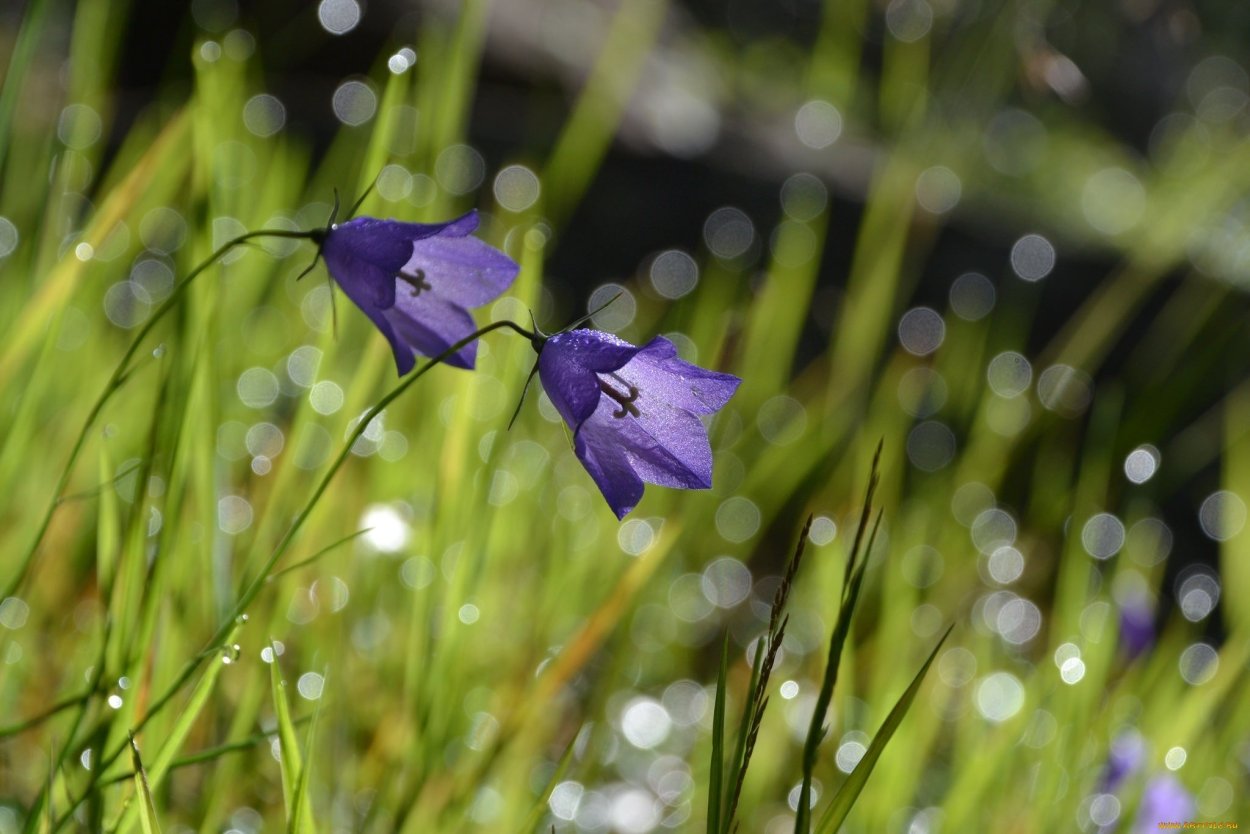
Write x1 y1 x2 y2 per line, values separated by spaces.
598 376 641 418
396 268 431 296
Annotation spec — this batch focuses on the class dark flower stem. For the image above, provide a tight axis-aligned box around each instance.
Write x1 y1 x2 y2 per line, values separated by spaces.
48 316 536 833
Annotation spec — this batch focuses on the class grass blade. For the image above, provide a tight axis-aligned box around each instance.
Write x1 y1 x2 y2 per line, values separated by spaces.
102 720 310 787
267 528 372 582
127 734 161 834
722 636 763 832
289 672 324 834
269 644 316 833
815 625 954 834
796 445 882 834
110 623 240 833
47 318 536 833
724 516 813 832
516 731 579 834
706 634 729 834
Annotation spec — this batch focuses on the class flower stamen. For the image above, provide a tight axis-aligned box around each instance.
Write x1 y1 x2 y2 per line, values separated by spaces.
598 376 641 418
396 269 432 297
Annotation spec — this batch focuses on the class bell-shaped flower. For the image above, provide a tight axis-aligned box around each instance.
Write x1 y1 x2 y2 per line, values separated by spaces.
538 329 740 519
319 210 518 374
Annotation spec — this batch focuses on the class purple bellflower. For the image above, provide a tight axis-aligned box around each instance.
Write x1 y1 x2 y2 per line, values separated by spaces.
314 209 519 375
1133 774 1194 833
537 329 740 519
1101 731 1145 792
1117 597 1156 660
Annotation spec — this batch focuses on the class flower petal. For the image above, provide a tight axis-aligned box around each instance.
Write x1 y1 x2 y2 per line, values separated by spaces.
583 395 713 491
622 337 742 415
383 292 479 370
575 419 646 519
322 211 484 309
321 241 398 310
332 211 481 258
401 235 519 308
538 330 643 429
622 408 714 489
327 268 416 376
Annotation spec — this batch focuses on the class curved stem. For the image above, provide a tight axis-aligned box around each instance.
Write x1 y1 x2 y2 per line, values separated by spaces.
0 689 93 738
51 317 532 831
1 229 317 605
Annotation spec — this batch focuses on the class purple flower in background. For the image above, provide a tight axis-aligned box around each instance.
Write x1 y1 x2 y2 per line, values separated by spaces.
1101 731 1145 792
1118 597 1155 660
318 210 518 375
538 329 740 519
1133 774 1194 833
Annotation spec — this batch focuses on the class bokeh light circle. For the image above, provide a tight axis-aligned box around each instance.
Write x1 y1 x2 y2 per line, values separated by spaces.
332 80 377 126
1010 234 1056 281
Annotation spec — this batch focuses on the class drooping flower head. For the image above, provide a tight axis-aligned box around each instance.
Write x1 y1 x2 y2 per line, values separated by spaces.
313 209 518 375
537 329 740 518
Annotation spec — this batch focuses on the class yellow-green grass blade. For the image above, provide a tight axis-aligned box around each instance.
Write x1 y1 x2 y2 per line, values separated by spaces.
814 625 953 834
516 732 578 834
541 0 669 228
706 634 729 834
269 644 316 831
127 734 162 834
289 671 324 834
110 622 240 833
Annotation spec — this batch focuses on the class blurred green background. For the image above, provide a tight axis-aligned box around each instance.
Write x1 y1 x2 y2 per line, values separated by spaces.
1 0 1248 831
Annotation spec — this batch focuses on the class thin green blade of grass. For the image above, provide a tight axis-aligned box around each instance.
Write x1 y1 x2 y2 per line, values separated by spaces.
807 0 868 102
794 515 878 833
413 0 489 190
1221 384 1250 636
796 445 883 834
269 643 316 832
15 621 112 830
825 163 916 403
2 224 310 607
102 720 308 787
721 635 764 832
813 625 953 834
0 109 191 392
516 730 579 834
106 374 172 695
109 622 240 834
51 322 528 833
127 734 162 834
541 0 669 227
267 528 373 582
58 459 142 505
737 212 828 410
723 516 813 832
706 634 729 834
43 741 54 834
0 691 92 740
353 64 412 215
96 445 121 594
0 321 62 500
288 671 324 834
0 0 55 168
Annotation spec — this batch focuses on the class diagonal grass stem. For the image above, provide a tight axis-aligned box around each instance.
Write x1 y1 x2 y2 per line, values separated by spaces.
2 229 318 606
50 317 535 832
